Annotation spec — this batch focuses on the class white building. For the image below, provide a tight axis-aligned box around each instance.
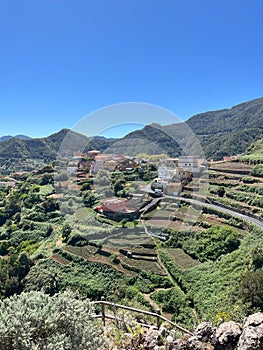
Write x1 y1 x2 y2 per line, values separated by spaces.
178 156 200 173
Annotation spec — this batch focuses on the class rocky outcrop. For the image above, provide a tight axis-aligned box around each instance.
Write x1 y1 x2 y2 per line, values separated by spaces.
212 321 242 349
108 312 263 350
237 313 263 350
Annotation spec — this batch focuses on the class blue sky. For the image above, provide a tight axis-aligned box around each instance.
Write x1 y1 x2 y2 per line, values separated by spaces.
0 0 263 138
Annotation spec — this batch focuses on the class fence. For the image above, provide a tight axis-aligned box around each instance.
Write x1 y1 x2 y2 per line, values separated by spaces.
91 297 193 336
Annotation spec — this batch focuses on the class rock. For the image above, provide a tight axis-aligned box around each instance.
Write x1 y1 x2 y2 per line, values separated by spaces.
169 329 176 340
166 335 174 344
237 312 263 350
107 312 263 350
173 336 214 350
159 325 168 337
194 322 215 343
213 321 242 350
144 329 163 349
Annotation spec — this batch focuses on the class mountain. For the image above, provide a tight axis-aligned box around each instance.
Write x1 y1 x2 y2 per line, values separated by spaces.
186 97 263 160
116 97 263 160
0 134 31 142
0 129 116 161
0 97 262 163
240 137 263 163
105 124 184 157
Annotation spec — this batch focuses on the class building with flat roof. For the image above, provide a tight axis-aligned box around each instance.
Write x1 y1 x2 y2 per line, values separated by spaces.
178 156 200 173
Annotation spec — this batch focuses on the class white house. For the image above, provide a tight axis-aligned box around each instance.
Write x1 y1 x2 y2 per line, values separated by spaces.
178 156 200 173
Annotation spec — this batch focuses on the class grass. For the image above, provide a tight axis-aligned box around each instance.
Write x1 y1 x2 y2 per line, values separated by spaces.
50 253 71 265
240 153 263 163
39 184 54 196
119 255 167 276
163 248 200 270
101 228 154 248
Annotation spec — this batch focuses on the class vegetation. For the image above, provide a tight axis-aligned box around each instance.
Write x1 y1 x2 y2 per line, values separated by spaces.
0 129 263 335
186 97 263 160
119 97 263 160
0 291 105 350
240 137 263 164
251 164 263 177
162 226 241 262
0 98 262 168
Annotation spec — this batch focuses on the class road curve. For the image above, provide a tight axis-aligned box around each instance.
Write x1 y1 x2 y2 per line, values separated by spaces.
164 195 263 230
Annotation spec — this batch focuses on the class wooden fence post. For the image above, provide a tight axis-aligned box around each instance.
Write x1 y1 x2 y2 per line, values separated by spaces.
101 297 106 326
156 309 161 329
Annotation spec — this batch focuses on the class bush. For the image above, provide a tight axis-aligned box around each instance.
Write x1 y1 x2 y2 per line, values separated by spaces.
239 270 263 311
251 164 263 177
0 240 9 255
164 226 241 262
242 177 255 184
0 291 106 350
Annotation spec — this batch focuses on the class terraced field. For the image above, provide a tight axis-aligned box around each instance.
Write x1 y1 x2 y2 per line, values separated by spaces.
61 244 167 276
101 229 154 247
164 248 200 270
119 254 167 276
50 253 71 266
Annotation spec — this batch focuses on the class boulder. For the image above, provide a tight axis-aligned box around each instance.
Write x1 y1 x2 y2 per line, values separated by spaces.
173 336 214 350
237 312 263 350
144 329 163 349
212 321 242 349
194 322 216 343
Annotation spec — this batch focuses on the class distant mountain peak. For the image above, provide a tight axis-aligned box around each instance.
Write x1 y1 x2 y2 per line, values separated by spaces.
0 135 31 142
0 96 262 162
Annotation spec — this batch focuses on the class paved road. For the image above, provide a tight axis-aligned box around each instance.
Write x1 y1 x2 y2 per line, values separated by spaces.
164 195 263 230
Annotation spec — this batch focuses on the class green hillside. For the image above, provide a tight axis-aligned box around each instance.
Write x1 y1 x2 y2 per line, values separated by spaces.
240 138 263 164
0 97 262 166
0 161 262 330
186 97 263 160
0 129 116 173
104 97 263 160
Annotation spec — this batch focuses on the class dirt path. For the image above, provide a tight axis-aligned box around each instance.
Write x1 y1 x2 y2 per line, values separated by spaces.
138 222 199 324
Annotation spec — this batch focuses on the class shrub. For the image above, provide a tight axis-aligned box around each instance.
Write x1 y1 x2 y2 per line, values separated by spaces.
251 164 263 177
239 270 263 311
242 177 254 184
0 291 106 350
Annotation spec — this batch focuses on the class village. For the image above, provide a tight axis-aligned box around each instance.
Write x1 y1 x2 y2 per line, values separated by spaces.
65 150 206 223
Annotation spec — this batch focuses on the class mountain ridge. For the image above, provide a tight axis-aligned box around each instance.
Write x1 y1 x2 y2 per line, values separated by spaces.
121 96 263 159
0 134 32 142
0 96 262 162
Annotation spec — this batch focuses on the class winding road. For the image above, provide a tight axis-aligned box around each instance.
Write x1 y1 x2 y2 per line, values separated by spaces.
164 195 263 230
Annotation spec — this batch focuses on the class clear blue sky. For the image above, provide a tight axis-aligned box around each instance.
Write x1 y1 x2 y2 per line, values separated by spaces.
0 0 263 138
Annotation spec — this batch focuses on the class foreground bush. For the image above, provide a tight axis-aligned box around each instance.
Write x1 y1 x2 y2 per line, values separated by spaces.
0 291 105 350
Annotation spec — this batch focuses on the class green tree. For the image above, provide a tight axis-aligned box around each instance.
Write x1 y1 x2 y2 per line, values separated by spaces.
62 223 72 242
251 164 263 177
250 246 263 270
217 186 225 197
81 182 91 191
83 190 98 207
113 178 126 196
239 270 263 311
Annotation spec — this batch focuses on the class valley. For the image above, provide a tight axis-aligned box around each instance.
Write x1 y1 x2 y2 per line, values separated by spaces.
0 140 262 331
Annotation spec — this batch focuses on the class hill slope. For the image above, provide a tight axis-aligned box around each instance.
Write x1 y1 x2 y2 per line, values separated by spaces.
0 97 262 161
240 137 263 163
119 97 263 160
0 135 31 142
0 129 116 161
186 97 263 160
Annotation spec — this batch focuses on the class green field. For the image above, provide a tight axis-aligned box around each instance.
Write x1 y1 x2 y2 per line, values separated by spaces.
164 248 200 270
